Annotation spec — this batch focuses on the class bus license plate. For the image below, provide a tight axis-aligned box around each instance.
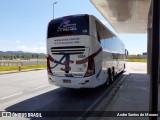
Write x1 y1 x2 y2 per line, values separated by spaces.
63 79 71 83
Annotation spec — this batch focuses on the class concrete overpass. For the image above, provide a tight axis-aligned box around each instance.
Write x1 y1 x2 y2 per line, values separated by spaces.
90 0 159 120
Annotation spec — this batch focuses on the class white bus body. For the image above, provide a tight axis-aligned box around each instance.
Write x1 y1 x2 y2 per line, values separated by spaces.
47 14 127 88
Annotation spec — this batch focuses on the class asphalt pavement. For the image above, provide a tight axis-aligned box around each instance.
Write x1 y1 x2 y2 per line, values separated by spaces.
0 62 159 120
0 68 124 120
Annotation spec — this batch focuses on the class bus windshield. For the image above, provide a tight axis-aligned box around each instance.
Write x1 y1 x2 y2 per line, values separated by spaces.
47 15 89 38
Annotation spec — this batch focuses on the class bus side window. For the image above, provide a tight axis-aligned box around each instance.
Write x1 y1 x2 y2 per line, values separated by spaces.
97 34 101 43
96 21 101 43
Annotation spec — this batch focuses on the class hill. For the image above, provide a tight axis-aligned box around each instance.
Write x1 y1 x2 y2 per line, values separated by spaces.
0 51 46 60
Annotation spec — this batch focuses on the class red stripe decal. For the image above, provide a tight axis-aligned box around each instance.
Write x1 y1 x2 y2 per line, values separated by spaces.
48 55 54 62
64 60 74 64
76 47 102 64
76 58 88 64
47 55 55 75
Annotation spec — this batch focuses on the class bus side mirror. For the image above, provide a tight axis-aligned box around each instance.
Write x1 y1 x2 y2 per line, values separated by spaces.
125 49 129 56
127 50 129 56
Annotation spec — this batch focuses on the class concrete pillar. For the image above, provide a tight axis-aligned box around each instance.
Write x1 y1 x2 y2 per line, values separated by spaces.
149 0 159 120
147 27 152 74
147 0 152 75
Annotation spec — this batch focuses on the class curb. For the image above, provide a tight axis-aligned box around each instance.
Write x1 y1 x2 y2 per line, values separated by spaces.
77 72 129 120
0 68 46 75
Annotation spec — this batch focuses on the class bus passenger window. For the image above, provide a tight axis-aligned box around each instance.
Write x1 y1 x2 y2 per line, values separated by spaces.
97 35 101 43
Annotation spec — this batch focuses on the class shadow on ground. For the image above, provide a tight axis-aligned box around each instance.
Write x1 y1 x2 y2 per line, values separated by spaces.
5 72 133 120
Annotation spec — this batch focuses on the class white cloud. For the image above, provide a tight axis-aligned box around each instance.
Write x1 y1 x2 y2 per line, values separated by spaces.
16 40 21 43
38 41 45 46
17 45 28 52
17 45 46 53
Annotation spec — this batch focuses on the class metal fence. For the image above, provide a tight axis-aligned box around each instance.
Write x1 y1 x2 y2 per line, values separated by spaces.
0 60 46 66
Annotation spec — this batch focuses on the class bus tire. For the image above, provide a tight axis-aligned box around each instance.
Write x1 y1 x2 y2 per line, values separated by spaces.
108 68 113 84
112 67 115 77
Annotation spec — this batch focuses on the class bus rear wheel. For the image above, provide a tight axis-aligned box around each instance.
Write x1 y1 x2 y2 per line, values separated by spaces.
108 69 114 84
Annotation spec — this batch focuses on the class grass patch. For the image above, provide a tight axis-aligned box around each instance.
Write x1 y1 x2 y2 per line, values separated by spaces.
127 58 147 62
0 64 47 72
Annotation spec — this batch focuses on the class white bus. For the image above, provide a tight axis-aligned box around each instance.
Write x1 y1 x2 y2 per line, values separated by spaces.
47 14 127 88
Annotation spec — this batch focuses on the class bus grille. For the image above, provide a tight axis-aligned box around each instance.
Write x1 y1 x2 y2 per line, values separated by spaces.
51 46 85 55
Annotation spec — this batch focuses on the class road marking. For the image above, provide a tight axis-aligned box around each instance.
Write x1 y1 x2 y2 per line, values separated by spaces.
34 85 48 90
1 92 23 100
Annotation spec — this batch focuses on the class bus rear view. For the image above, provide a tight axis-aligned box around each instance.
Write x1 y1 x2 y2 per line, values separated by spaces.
47 14 126 89
47 14 96 88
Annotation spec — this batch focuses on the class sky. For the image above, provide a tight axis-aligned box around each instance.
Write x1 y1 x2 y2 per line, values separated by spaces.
0 0 147 54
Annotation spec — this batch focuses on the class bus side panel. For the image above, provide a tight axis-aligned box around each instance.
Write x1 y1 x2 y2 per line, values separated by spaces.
90 37 104 87
89 15 97 38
